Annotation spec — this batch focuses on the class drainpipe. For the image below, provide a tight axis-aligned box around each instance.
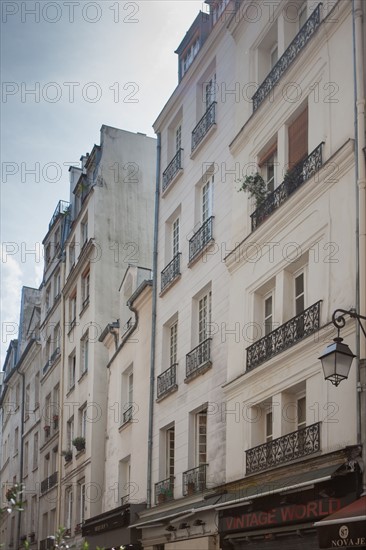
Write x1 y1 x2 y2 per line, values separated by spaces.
56 262 66 529
147 132 161 508
352 0 366 493
15 362 26 550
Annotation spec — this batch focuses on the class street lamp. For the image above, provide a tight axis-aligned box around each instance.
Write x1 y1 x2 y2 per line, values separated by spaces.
318 308 366 386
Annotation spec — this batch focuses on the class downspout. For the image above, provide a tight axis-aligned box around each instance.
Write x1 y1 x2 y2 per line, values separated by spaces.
147 132 161 508
56 261 66 528
16 363 25 550
352 0 366 493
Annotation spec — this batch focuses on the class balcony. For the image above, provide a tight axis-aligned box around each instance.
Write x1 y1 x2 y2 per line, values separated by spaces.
245 422 321 474
246 301 321 371
48 200 70 230
191 102 216 153
162 148 183 193
40 471 58 494
161 253 181 293
189 217 214 263
251 143 324 231
155 476 174 504
157 364 178 399
186 338 212 380
252 4 322 111
183 464 207 495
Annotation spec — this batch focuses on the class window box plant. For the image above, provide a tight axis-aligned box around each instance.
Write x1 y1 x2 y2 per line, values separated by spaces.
238 172 267 207
72 436 85 452
62 449 72 463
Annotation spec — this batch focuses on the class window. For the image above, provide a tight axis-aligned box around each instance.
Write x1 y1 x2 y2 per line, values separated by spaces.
204 74 216 109
24 441 29 475
25 384 30 418
45 243 51 267
288 105 308 169
297 396 306 429
266 411 273 442
68 352 76 390
69 239 75 269
45 286 51 312
181 37 200 77
54 324 61 353
170 322 178 366
69 291 77 326
65 488 73 530
119 457 131 501
195 410 207 465
264 294 273 336
67 418 74 449
172 218 180 258
81 270 90 309
212 0 229 24
259 144 278 193
81 216 88 247
295 272 305 315
34 372 40 408
202 176 213 224
80 405 87 439
54 271 61 300
80 331 89 375
79 482 86 523
14 427 19 455
175 124 182 152
299 2 307 29
257 23 278 83
122 367 134 423
15 383 20 408
44 453 50 478
54 227 60 252
31 495 37 531
198 291 212 343
166 426 175 478
33 432 38 469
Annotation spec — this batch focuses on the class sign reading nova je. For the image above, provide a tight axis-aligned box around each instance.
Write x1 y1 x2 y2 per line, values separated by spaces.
219 498 351 533
318 522 366 547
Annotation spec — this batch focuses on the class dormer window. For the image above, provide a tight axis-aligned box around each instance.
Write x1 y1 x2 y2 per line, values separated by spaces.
181 37 200 77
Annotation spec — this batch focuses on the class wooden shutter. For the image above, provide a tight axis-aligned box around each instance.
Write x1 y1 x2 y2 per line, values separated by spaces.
288 106 308 169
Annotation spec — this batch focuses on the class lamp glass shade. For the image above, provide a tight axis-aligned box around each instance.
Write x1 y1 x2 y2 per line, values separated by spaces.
319 339 355 386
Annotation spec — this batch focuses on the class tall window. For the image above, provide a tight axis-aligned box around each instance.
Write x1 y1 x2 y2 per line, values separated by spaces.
34 372 40 409
122 367 134 423
25 384 30 418
80 405 87 439
54 324 61 352
204 74 216 108
69 291 77 325
198 291 212 343
45 286 51 312
175 124 182 152
69 239 75 269
259 145 277 194
79 482 86 523
295 272 305 315
172 218 180 258
288 106 308 169
81 331 89 374
65 488 73 530
81 270 90 308
14 427 19 455
202 177 213 223
54 271 61 299
67 418 74 449
24 441 29 476
266 411 273 442
297 396 306 429
68 352 76 389
166 426 175 478
33 432 38 469
170 322 178 366
264 294 273 336
196 410 207 465
81 216 88 246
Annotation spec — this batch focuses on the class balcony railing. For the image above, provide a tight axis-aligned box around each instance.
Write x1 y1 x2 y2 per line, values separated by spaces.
155 476 174 504
123 405 133 424
162 148 183 192
191 102 216 152
252 4 322 111
161 253 181 292
246 301 321 371
246 422 321 474
40 471 58 494
157 364 178 399
48 200 70 230
186 338 212 379
189 216 214 262
183 464 207 495
251 143 324 231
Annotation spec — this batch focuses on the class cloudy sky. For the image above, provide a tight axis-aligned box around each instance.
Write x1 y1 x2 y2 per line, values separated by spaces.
1 0 204 363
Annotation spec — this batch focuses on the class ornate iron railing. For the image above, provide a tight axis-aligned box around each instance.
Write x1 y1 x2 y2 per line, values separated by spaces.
161 253 181 292
189 216 214 262
157 364 178 399
186 338 212 379
40 472 58 494
162 148 183 192
252 4 322 111
246 422 321 474
191 102 216 152
123 405 133 424
251 143 323 231
246 301 321 370
155 476 174 504
183 464 207 495
49 200 70 230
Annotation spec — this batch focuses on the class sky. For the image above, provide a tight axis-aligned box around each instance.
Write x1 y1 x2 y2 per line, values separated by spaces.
0 0 205 364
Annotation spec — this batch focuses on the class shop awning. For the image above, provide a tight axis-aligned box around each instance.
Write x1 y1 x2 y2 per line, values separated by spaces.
314 496 366 548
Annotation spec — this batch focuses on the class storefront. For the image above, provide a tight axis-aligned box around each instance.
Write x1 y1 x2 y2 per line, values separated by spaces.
82 502 145 550
315 495 366 548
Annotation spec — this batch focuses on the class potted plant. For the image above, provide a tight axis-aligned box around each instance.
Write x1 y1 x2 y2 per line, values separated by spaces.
238 172 268 207
6 486 17 502
53 414 59 429
62 449 72 463
44 425 51 436
72 436 86 452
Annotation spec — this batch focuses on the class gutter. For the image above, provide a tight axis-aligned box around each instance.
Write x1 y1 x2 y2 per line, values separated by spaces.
147 132 161 508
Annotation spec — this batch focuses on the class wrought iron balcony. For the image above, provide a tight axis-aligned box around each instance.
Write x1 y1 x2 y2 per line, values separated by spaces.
155 476 174 504
246 422 321 474
157 364 178 399
252 4 322 111
40 472 58 494
186 338 212 379
246 301 321 371
183 464 207 495
189 217 214 262
161 253 181 292
251 143 324 231
48 200 70 230
162 148 183 192
191 102 216 152
123 405 133 424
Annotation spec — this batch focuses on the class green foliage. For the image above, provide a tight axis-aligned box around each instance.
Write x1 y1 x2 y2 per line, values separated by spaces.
238 173 267 206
